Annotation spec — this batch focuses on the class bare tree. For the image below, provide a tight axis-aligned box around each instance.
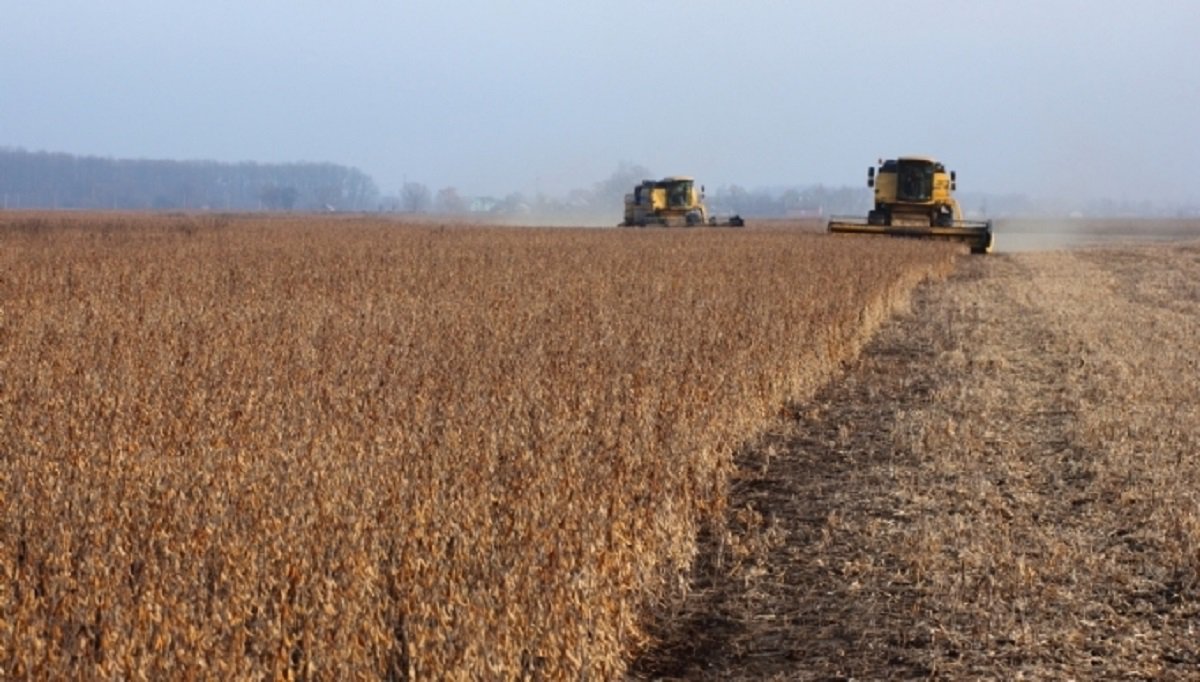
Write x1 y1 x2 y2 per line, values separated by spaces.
435 186 467 213
401 181 431 213
593 161 652 208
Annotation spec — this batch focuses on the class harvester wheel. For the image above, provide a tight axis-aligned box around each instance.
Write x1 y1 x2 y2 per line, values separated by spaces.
685 211 704 226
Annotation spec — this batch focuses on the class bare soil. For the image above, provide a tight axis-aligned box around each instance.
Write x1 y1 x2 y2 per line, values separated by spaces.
632 242 1200 680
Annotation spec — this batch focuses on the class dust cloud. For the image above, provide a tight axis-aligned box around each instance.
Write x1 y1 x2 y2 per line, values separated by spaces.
991 219 1200 253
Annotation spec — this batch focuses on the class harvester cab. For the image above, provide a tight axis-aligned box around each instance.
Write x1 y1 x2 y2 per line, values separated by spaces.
829 156 993 254
620 176 744 228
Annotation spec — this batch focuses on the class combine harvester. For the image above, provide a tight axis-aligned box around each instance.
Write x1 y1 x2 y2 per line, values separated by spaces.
620 176 744 228
828 156 993 254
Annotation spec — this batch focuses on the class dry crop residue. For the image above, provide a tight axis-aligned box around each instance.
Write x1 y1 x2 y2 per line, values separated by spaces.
0 213 957 679
634 243 1200 679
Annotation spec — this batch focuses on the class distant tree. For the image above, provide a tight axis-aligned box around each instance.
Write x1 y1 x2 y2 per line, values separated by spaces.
377 195 401 212
719 184 749 214
401 181 431 212
259 185 282 210
781 188 802 213
312 184 342 210
258 184 298 211
592 161 653 209
435 186 467 213
279 186 298 210
495 192 530 215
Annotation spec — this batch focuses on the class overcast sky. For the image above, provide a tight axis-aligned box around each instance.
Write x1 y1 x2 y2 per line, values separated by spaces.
3 1 1197 203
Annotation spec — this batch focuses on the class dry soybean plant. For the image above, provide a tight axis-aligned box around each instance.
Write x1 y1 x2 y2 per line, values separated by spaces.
0 213 957 678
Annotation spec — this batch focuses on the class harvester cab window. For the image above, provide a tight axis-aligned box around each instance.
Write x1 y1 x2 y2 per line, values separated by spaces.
668 183 689 208
897 162 934 202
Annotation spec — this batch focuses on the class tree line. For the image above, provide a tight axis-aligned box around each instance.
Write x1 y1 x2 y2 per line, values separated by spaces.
0 148 379 211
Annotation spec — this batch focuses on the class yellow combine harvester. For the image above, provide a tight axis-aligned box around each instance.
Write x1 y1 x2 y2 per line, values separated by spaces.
620 176 744 227
828 156 993 254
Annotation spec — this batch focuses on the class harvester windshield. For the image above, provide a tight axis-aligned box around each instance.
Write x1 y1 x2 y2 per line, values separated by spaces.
896 159 934 202
665 179 692 208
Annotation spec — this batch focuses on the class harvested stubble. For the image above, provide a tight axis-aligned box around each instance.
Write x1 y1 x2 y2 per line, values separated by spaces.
0 213 956 678
887 247 1200 675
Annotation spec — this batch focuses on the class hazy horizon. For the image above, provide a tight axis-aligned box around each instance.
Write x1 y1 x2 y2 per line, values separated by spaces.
4 1 1197 205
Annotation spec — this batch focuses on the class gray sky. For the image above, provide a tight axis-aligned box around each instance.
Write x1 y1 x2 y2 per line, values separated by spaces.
3 1 1197 203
